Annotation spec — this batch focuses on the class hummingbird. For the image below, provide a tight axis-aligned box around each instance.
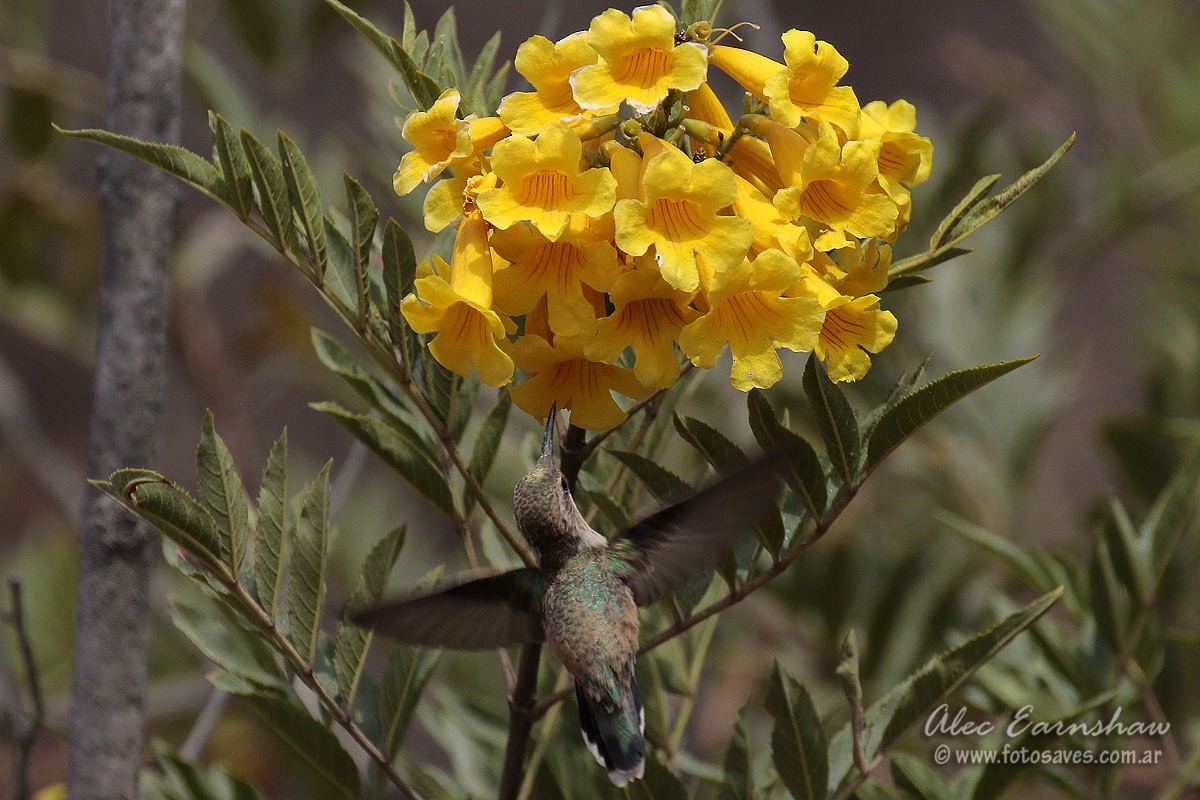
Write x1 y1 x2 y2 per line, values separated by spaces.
352 406 786 786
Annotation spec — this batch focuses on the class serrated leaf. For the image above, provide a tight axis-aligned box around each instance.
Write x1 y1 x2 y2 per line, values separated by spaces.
321 217 359 311
767 662 827 800
99 469 224 572
607 449 690 502
253 431 289 623
827 588 1062 793
153 743 268 800
312 402 456 517
379 646 440 758
56 126 224 205
1143 448 1200 585
168 596 287 695
210 112 254 219
466 392 511 513
287 463 331 665
244 695 361 799
278 131 327 281
464 31 503 112
674 414 747 471
382 217 417 335
344 174 379 323
197 411 251 578
309 329 427 450
929 174 1001 249
334 526 406 709
803 356 860 486
880 272 935 293
866 357 1038 472
239 129 293 251
747 390 826 519
717 708 754 800
945 134 1076 245
325 0 441 109
938 511 1058 592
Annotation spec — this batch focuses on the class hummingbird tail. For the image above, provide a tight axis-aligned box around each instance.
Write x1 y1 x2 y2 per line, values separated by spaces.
576 674 645 787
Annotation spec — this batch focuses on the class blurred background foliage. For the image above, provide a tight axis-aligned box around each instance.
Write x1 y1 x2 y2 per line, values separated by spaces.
2 0 1199 796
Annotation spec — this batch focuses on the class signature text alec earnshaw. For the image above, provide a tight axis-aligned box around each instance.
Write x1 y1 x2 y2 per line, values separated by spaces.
925 704 1171 739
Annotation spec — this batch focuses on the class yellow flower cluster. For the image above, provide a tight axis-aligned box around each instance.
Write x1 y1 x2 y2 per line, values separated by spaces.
395 5 932 430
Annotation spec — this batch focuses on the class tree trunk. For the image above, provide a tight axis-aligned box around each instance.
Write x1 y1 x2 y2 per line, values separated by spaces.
68 1 186 797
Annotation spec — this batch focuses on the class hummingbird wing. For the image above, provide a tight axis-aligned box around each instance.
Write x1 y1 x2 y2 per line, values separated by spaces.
607 452 787 607
349 567 546 650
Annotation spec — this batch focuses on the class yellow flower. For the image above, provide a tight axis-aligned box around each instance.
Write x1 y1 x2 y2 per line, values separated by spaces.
859 99 933 231
727 134 784 195
614 145 752 293
491 220 620 337
393 89 507 196
476 125 617 240
499 32 614 135
814 239 892 298
685 82 733 158
678 249 825 391
773 122 898 250
571 5 708 114
509 333 651 431
584 256 700 389
764 30 861 135
400 212 515 386
707 44 783 102
815 294 897 382
422 168 497 233
732 173 811 256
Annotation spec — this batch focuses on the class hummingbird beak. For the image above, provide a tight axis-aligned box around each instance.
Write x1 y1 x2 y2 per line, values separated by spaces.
542 403 557 458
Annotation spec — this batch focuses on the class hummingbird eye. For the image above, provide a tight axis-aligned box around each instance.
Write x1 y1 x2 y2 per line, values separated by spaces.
560 475 570 494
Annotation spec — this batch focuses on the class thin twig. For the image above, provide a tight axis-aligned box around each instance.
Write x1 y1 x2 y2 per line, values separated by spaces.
3 577 45 800
178 688 230 761
497 643 542 800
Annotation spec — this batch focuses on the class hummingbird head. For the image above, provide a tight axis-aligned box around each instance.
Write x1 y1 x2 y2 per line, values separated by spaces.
513 405 602 564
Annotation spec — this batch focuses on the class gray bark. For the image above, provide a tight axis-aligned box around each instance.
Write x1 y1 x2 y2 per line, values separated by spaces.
68 1 186 797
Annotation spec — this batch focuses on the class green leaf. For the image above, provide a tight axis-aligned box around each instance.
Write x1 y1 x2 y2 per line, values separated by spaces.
826 588 1062 794
803 355 860 486
890 752 953 800
253 431 289 623
938 511 1058 592
607 449 690 502
866 357 1039 472
325 0 441 109
1143 448 1200 586
312 402 457 518
343 174 379 324
381 218 417 335
747 390 826 519
321 218 359 311
716 709 754 800
168 595 287 695
334 526 406 709
96 469 223 572
944 134 1076 245
464 31 504 112
379 646 440 758
881 272 936 293
240 129 293 250
628 758 689 800
56 126 224 205
243 695 362 799
197 411 251 579
210 112 254 219
673 414 747 471
278 131 327 281
466 392 511 512
766 662 827 800
287 463 331 665
1089 535 1128 653
151 742 268 800
929 174 1001 250
1100 497 1151 607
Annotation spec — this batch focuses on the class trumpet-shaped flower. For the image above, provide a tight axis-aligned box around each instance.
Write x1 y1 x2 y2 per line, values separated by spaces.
422 168 497 233
815 293 897 382
732 173 811 256
584 257 700 389
491 221 620 337
499 33 614 135
678 249 825 391
509 333 651 430
860 99 933 230
685 82 733 158
477 125 617 240
614 145 752 293
708 44 783 102
571 5 708 114
773 122 898 250
815 239 891 297
764 30 861 135
400 212 515 386
394 89 508 196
